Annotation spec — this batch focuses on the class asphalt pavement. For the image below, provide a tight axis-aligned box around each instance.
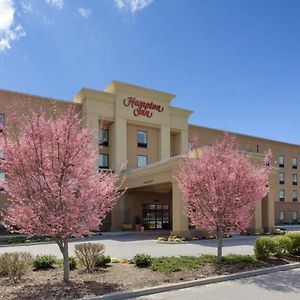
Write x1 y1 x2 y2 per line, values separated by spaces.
0 234 257 259
136 268 300 300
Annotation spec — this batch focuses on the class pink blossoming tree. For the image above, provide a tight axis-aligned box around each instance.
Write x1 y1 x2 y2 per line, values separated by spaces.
0 107 122 282
175 134 272 263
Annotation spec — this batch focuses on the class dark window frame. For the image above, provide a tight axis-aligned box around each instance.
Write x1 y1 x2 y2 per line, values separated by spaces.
292 211 298 223
279 189 285 202
279 172 285 185
293 190 298 202
0 113 4 133
99 153 109 169
292 158 298 169
99 128 109 147
279 211 285 222
279 155 285 168
137 155 148 168
293 174 298 186
137 130 148 148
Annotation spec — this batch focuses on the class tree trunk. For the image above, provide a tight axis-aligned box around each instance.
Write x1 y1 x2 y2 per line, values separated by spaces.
62 238 70 282
56 238 70 282
216 227 224 264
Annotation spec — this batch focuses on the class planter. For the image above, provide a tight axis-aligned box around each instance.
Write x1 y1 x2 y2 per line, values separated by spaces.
156 240 190 244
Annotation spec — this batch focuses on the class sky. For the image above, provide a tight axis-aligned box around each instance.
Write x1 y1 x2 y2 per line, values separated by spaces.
0 0 300 145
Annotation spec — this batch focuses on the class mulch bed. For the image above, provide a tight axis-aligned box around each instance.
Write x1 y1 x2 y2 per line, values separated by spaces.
0 257 299 300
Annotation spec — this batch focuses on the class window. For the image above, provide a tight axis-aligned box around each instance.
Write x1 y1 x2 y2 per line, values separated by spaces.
137 131 148 148
137 155 148 168
292 158 298 169
0 172 4 191
99 154 109 169
293 190 298 202
187 142 193 151
279 172 285 184
292 211 298 223
0 113 4 132
278 155 284 168
279 211 285 222
279 189 285 201
99 128 109 146
293 174 298 186
256 145 259 153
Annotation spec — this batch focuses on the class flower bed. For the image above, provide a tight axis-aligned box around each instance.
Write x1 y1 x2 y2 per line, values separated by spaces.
156 234 232 244
1 252 299 299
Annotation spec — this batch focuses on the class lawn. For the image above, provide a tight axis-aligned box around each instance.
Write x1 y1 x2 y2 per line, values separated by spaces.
150 254 261 273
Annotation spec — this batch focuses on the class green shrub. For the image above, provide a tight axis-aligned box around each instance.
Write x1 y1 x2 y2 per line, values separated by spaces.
69 256 77 270
274 236 293 256
221 254 260 265
75 242 105 272
167 235 178 241
0 252 32 282
254 237 277 259
286 231 300 254
150 254 259 273
151 256 182 273
133 253 152 268
1 236 28 244
208 234 216 239
111 257 120 263
95 255 111 267
150 255 215 273
33 255 56 270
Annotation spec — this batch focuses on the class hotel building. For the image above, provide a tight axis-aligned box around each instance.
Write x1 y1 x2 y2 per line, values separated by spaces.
0 81 299 236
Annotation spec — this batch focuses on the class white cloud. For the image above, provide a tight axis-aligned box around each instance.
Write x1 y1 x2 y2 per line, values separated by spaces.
0 0 25 52
45 0 64 10
114 0 153 14
21 1 32 13
78 7 91 18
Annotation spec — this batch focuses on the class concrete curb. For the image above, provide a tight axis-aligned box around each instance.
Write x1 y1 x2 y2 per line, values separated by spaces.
81 262 300 300
0 241 56 247
0 235 105 248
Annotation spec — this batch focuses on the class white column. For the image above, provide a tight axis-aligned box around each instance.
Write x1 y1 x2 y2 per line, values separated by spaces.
254 201 263 234
179 129 189 153
85 113 99 170
111 194 126 231
160 125 170 160
171 182 190 237
110 118 127 172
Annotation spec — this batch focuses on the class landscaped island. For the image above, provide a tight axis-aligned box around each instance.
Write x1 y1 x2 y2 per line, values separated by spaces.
1 232 300 300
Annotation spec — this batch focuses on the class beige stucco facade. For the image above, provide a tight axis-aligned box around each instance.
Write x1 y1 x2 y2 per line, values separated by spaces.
0 80 299 235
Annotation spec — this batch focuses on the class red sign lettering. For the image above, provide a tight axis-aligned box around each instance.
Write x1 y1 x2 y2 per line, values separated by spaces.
123 97 164 118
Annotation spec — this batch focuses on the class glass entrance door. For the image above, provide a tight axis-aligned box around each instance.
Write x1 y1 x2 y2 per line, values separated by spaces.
142 204 170 229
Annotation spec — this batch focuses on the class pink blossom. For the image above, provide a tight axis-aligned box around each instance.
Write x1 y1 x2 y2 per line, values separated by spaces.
175 133 272 262
0 106 122 281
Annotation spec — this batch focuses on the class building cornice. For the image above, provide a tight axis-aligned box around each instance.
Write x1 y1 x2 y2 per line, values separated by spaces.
73 88 115 104
170 106 193 118
104 81 176 104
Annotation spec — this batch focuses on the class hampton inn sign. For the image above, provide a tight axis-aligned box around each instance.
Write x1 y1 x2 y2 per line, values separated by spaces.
123 97 164 118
